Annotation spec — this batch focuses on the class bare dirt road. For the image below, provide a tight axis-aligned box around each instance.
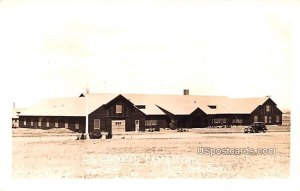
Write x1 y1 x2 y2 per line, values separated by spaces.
12 126 290 179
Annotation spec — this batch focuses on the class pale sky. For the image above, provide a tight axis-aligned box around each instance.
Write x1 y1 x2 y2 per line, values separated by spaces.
1 0 298 110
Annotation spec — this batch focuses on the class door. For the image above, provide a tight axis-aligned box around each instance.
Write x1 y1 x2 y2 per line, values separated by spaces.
135 120 139 131
112 120 126 133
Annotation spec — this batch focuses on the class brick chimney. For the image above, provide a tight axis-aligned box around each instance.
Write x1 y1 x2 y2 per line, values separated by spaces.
183 89 189 96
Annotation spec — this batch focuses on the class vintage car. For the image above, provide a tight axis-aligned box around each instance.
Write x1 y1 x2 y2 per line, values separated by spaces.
244 122 267 133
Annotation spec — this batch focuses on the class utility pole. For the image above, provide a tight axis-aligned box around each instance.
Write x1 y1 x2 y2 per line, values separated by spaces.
85 84 90 139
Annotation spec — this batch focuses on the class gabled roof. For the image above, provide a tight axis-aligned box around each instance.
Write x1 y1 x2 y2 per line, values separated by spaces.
225 97 270 114
19 93 274 117
126 94 228 115
19 97 86 116
20 94 119 117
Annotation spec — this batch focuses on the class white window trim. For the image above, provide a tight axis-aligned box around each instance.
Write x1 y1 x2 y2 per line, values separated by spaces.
94 119 100 130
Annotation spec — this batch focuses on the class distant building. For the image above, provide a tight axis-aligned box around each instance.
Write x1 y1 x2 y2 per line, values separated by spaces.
18 92 282 133
12 107 25 128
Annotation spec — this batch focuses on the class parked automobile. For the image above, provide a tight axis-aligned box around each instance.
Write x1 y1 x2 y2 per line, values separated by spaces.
89 131 102 139
244 122 267 133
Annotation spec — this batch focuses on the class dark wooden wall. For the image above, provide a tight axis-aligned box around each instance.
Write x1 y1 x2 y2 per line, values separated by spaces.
88 95 146 132
251 99 282 125
190 108 208 128
18 116 85 132
18 98 283 132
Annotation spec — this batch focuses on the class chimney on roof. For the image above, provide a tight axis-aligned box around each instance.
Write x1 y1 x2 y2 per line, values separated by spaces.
183 89 189 96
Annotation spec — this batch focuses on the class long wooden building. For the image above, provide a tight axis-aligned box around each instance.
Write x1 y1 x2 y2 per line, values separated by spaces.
18 92 283 133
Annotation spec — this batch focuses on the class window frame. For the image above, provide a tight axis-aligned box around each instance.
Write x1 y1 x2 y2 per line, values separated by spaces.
94 119 101 130
276 115 280 123
75 123 79 130
266 105 271 113
264 116 268 124
145 120 158 126
254 116 258 122
116 105 123 114
268 116 272 124
55 120 59 128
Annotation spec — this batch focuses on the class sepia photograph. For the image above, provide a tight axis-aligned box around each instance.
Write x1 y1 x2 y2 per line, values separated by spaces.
1 0 300 190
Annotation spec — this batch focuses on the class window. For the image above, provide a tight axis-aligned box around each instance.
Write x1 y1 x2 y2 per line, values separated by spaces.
116 105 123 114
233 118 243 124
24 120 26 126
269 116 272 124
75 123 79 130
266 105 271 113
145 120 157 126
94 119 100 130
38 121 41 127
55 120 58 128
136 105 146 109
276 115 280 123
213 118 227 123
46 119 49 127
31 120 33 127
208 105 217 109
65 122 68 128
254 116 258 122
264 116 268 123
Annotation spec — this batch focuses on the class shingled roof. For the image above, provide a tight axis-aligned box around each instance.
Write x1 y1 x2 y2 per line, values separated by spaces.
19 93 271 117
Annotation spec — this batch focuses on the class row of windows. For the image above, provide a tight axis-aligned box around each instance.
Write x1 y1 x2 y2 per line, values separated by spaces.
211 118 243 124
145 120 157 126
254 115 280 123
105 105 124 116
22 120 79 129
232 119 243 123
263 105 277 114
212 118 227 123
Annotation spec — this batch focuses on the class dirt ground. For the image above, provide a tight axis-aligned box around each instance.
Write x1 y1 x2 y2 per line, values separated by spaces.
12 126 290 179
